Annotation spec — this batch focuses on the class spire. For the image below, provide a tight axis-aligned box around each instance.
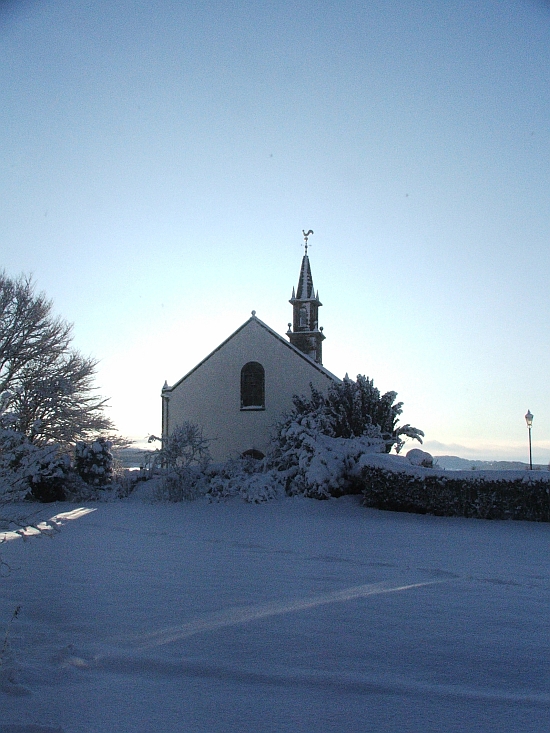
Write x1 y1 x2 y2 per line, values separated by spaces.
296 253 315 299
287 230 325 364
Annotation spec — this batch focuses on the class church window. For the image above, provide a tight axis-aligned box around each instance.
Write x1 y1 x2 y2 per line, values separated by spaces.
242 449 265 460
241 362 265 409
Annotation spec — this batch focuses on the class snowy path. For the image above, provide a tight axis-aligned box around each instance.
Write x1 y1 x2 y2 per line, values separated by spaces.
0 497 549 732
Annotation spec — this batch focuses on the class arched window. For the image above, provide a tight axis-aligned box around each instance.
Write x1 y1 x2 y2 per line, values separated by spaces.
240 362 265 409
241 449 265 460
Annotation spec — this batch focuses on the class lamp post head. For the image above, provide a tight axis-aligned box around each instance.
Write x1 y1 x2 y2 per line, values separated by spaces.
525 410 534 428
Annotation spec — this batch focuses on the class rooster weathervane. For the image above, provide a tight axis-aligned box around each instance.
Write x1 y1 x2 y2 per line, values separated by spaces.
302 229 314 254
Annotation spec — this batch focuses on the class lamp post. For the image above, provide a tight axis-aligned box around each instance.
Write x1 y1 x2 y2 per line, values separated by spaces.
525 410 533 470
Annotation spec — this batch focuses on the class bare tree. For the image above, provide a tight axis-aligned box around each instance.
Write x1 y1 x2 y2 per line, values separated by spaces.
0 272 71 394
0 271 114 446
149 423 211 501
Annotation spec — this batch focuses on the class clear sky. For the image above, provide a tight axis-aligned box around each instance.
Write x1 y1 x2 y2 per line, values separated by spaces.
1 0 549 461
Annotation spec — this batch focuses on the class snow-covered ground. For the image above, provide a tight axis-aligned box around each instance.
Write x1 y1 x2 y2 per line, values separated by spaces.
0 495 548 733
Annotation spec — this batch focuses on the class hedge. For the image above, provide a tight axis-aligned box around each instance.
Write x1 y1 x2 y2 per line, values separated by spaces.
359 465 550 522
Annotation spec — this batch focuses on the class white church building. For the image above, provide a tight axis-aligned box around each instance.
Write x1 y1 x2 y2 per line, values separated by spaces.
161 242 339 462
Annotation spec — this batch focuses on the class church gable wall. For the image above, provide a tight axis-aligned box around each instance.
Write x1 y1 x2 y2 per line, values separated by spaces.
165 318 336 462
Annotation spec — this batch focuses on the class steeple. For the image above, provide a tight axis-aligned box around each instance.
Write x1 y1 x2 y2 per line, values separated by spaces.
286 230 325 364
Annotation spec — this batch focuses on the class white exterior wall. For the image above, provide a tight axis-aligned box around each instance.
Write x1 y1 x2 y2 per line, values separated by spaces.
164 317 337 462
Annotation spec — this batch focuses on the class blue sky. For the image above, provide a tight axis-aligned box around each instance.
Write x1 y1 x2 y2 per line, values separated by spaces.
1 0 549 460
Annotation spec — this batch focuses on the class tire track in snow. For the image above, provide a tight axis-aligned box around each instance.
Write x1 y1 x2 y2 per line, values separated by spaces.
124 578 444 650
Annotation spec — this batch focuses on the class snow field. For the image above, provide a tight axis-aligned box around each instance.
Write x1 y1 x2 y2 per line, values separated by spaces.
0 496 549 733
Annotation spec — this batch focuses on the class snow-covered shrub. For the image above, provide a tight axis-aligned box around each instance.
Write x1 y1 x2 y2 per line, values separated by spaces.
270 414 386 498
157 471 208 502
406 448 433 467
0 425 71 502
207 456 284 503
74 438 113 486
287 376 424 453
153 422 211 501
27 443 72 502
112 469 142 499
266 375 424 498
0 427 34 501
0 398 74 502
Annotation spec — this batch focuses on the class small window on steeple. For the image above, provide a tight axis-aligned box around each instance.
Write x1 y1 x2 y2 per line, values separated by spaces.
241 362 265 410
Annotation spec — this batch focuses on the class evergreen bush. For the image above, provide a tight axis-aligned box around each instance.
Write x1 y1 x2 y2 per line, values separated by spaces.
0 424 71 502
74 438 113 487
28 444 72 502
286 375 424 452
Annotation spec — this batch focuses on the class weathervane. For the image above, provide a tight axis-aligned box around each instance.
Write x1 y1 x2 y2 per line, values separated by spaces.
302 229 314 254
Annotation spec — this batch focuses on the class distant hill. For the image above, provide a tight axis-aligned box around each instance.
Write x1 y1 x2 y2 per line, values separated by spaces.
113 448 547 472
434 455 547 471
113 447 155 469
